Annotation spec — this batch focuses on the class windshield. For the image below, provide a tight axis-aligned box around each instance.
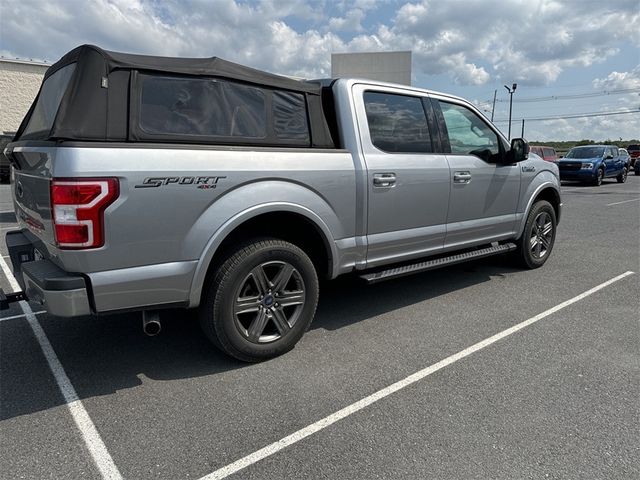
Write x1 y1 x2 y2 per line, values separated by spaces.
566 147 604 159
21 63 76 139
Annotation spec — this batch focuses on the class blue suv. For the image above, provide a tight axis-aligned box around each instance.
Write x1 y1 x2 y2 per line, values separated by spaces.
558 145 629 186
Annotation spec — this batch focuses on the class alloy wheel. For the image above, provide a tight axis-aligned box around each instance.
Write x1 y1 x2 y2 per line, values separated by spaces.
232 261 306 343
530 212 553 260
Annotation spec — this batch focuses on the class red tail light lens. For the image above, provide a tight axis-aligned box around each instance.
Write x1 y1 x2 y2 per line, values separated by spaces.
51 178 119 249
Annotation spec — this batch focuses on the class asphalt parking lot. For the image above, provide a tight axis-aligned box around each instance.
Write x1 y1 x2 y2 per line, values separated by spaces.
1 176 639 480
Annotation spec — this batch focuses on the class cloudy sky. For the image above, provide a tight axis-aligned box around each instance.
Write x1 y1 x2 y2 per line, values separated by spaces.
1 0 638 141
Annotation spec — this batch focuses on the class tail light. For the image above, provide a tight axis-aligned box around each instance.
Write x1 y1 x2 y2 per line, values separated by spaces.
51 178 119 249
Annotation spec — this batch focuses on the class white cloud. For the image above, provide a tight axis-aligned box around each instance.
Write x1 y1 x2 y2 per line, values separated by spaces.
328 8 365 32
1 0 637 86
0 0 638 139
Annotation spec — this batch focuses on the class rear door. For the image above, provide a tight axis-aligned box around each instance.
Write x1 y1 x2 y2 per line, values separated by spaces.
432 97 520 249
352 84 450 268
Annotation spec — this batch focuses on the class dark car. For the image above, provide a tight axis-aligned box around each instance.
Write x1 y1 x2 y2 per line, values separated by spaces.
627 144 639 168
557 145 628 186
530 145 558 162
0 134 13 184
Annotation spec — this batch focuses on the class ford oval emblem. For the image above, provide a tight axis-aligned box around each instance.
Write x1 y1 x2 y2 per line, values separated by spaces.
16 181 24 198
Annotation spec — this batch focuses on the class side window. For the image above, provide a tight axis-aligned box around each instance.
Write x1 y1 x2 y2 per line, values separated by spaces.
139 75 266 138
438 101 501 162
363 91 432 153
272 91 309 142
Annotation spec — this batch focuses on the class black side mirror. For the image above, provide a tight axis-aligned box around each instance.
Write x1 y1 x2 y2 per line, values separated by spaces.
605 154 614 159
509 138 529 163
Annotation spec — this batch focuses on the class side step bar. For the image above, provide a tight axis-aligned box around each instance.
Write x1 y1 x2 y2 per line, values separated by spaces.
360 243 517 284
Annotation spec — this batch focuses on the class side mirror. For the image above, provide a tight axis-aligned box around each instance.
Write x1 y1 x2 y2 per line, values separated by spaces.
605 154 614 159
510 138 529 163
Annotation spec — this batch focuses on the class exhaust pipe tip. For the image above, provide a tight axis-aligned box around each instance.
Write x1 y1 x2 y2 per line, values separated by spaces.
142 311 162 336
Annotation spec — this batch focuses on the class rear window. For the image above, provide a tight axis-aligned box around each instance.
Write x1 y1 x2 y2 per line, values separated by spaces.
21 64 76 139
627 145 639 151
363 91 432 153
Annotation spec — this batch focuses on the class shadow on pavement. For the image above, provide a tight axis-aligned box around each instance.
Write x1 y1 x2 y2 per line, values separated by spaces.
1 255 519 420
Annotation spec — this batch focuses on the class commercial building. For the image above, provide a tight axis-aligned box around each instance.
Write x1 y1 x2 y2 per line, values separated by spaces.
331 51 412 86
0 57 49 134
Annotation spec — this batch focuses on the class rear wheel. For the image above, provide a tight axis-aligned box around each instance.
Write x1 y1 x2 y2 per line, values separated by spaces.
199 238 319 362
513 200 557 269
617 167 628 183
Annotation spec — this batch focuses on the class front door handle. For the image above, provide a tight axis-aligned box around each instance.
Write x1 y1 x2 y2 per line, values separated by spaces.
373 173 396 187
453 171 472 184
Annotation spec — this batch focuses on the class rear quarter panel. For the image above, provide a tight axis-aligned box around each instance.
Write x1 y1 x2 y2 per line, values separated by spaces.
47 145 357 275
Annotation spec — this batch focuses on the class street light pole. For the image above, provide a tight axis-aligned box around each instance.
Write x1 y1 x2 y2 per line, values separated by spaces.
491 89 497 122
504 83 517 140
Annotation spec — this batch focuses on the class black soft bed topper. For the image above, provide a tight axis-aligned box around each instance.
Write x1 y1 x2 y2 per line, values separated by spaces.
16 44 336 148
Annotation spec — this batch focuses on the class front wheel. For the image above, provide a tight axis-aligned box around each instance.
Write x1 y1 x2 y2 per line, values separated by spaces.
199 238 319 362
593 167 604 186
617 167 628 183
513 200 557 269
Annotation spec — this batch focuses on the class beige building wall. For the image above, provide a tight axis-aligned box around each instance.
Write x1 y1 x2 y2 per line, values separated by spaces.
331 51 412 86
0 58 49 134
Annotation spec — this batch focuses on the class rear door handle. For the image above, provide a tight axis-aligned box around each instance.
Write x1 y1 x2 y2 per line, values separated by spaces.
373 173 396 187
453 171 472 184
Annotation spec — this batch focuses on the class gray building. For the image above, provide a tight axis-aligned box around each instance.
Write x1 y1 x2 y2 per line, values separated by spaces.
0 58 49 134
331 51 411 86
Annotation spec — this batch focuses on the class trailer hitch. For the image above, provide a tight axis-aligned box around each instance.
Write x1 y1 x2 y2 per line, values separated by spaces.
0 289 27 310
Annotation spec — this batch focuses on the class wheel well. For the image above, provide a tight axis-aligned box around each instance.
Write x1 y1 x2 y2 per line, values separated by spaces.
206 211 332 284
533 187 560 220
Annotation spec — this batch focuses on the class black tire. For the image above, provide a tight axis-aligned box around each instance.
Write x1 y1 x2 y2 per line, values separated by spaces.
199 238 319 362
616 167 628 183
593 167 604 186
513 200 557 269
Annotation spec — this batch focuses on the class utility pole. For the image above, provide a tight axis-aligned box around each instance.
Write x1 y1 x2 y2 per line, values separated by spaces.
521 118 525 138
491 89 497 122
504 83 517 140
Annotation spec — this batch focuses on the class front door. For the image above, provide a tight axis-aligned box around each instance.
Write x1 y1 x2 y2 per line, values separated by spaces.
433 99 521 249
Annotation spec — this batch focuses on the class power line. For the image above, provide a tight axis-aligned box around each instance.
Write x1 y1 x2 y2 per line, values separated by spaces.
493 88 640 103
493 109 640 123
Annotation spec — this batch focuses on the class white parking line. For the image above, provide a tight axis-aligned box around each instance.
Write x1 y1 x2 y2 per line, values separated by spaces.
1 310 46 322
606 198 640 206
0 256 123 480
200 270 635 480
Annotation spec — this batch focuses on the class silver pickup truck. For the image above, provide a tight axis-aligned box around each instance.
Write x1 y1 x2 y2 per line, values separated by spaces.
3 45 561 361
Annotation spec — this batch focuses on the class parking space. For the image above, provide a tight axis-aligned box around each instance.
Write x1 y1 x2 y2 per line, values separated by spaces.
1 177 639 479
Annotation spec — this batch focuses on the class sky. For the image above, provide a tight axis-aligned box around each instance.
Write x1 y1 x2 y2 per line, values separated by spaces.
0 0 638 141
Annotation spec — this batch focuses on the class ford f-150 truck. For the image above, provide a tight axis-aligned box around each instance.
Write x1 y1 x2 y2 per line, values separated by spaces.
2 45 561 361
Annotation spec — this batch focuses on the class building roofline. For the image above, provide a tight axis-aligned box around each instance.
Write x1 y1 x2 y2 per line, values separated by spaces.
0 57 50 67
